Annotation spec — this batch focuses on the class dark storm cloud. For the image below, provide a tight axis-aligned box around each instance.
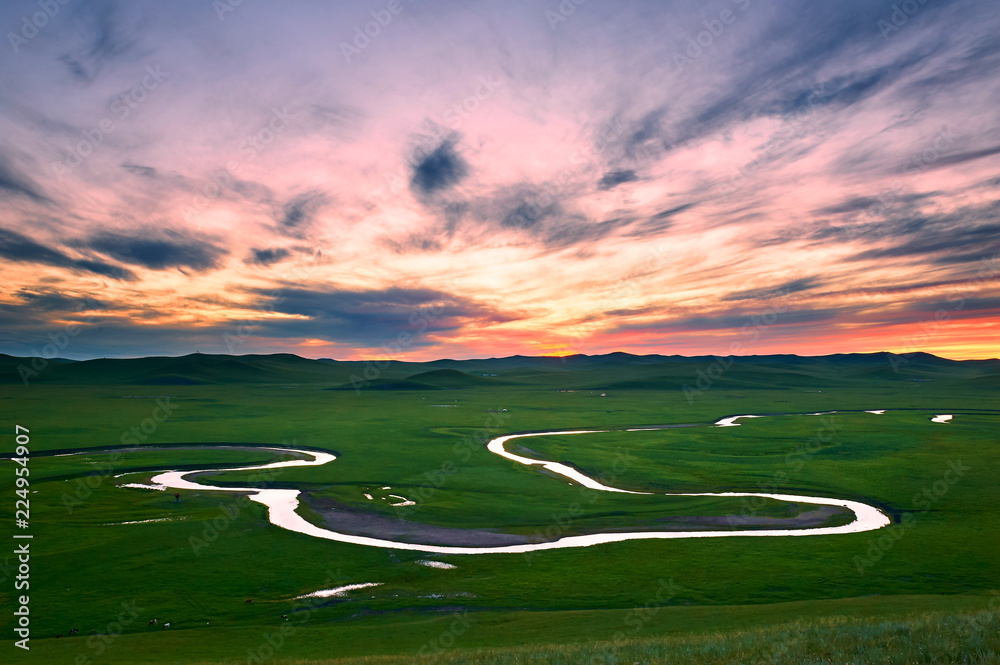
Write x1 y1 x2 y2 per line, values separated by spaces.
462 185 564 235
388 173 639 253
611 306 843 335
501 199 557 230
0 227 134 280
907 145 1000 171
58 1 134 83
410 139 469 195
905 33 1000 92
84 229 226 272
0 283 522 356
813 197 882 216
0 154 50 204
451 180 670 251
121 162 157 177
229 178 275 203
278 190 328 233
380 234 443 254
723 276 824 302
542 218 624 250
246 248 291 266
624 203 697 238
768 47 935 116
683 52 926 155
905 295 1000 317
811 191 939 220
623 109 668 159
483 184 573 233
251 286 520 344
0 315 250 359
604 1 950 169
597 169 639 190
850 222 1000 263
14 289 109 312
802 198 1000 266
263 287 483 322
651 203 697 220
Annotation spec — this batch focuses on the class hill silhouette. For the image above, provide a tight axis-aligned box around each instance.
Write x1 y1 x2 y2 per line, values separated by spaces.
1 350 996 387
326 368 506 391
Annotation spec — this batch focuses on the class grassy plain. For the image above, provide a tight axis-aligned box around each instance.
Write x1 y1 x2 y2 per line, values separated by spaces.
0 351 997 663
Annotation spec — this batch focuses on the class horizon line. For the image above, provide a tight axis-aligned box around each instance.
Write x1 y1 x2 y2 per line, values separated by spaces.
3 349 997 363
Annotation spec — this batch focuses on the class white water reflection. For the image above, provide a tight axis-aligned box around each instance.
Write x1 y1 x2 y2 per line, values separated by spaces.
294 583 382 599
714 415 763 427
129 415 893 554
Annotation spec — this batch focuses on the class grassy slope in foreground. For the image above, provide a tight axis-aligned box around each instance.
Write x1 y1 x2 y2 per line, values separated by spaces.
29 596 1000 664
300 608 1000 665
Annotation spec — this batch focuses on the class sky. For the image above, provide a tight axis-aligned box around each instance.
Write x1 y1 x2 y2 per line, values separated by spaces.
0 0 998 361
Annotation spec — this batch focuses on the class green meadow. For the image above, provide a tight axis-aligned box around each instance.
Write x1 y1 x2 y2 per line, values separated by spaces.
1 351 998 663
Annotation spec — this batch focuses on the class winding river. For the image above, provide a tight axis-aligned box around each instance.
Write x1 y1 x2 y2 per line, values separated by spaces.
108 411 916 554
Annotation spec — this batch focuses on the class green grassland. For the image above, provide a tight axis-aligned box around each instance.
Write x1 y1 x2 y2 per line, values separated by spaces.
0 351 998 663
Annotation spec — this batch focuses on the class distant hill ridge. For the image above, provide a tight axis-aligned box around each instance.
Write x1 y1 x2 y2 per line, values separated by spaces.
0 350 996 387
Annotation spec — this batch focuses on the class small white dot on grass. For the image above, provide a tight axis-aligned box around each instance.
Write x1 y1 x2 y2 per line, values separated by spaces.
417 560 457 569
294 583 382 599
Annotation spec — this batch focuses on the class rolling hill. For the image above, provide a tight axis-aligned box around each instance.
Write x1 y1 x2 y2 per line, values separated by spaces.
1 350 997 387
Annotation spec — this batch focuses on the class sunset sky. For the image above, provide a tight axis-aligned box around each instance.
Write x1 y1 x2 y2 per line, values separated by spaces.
1 0 998 360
